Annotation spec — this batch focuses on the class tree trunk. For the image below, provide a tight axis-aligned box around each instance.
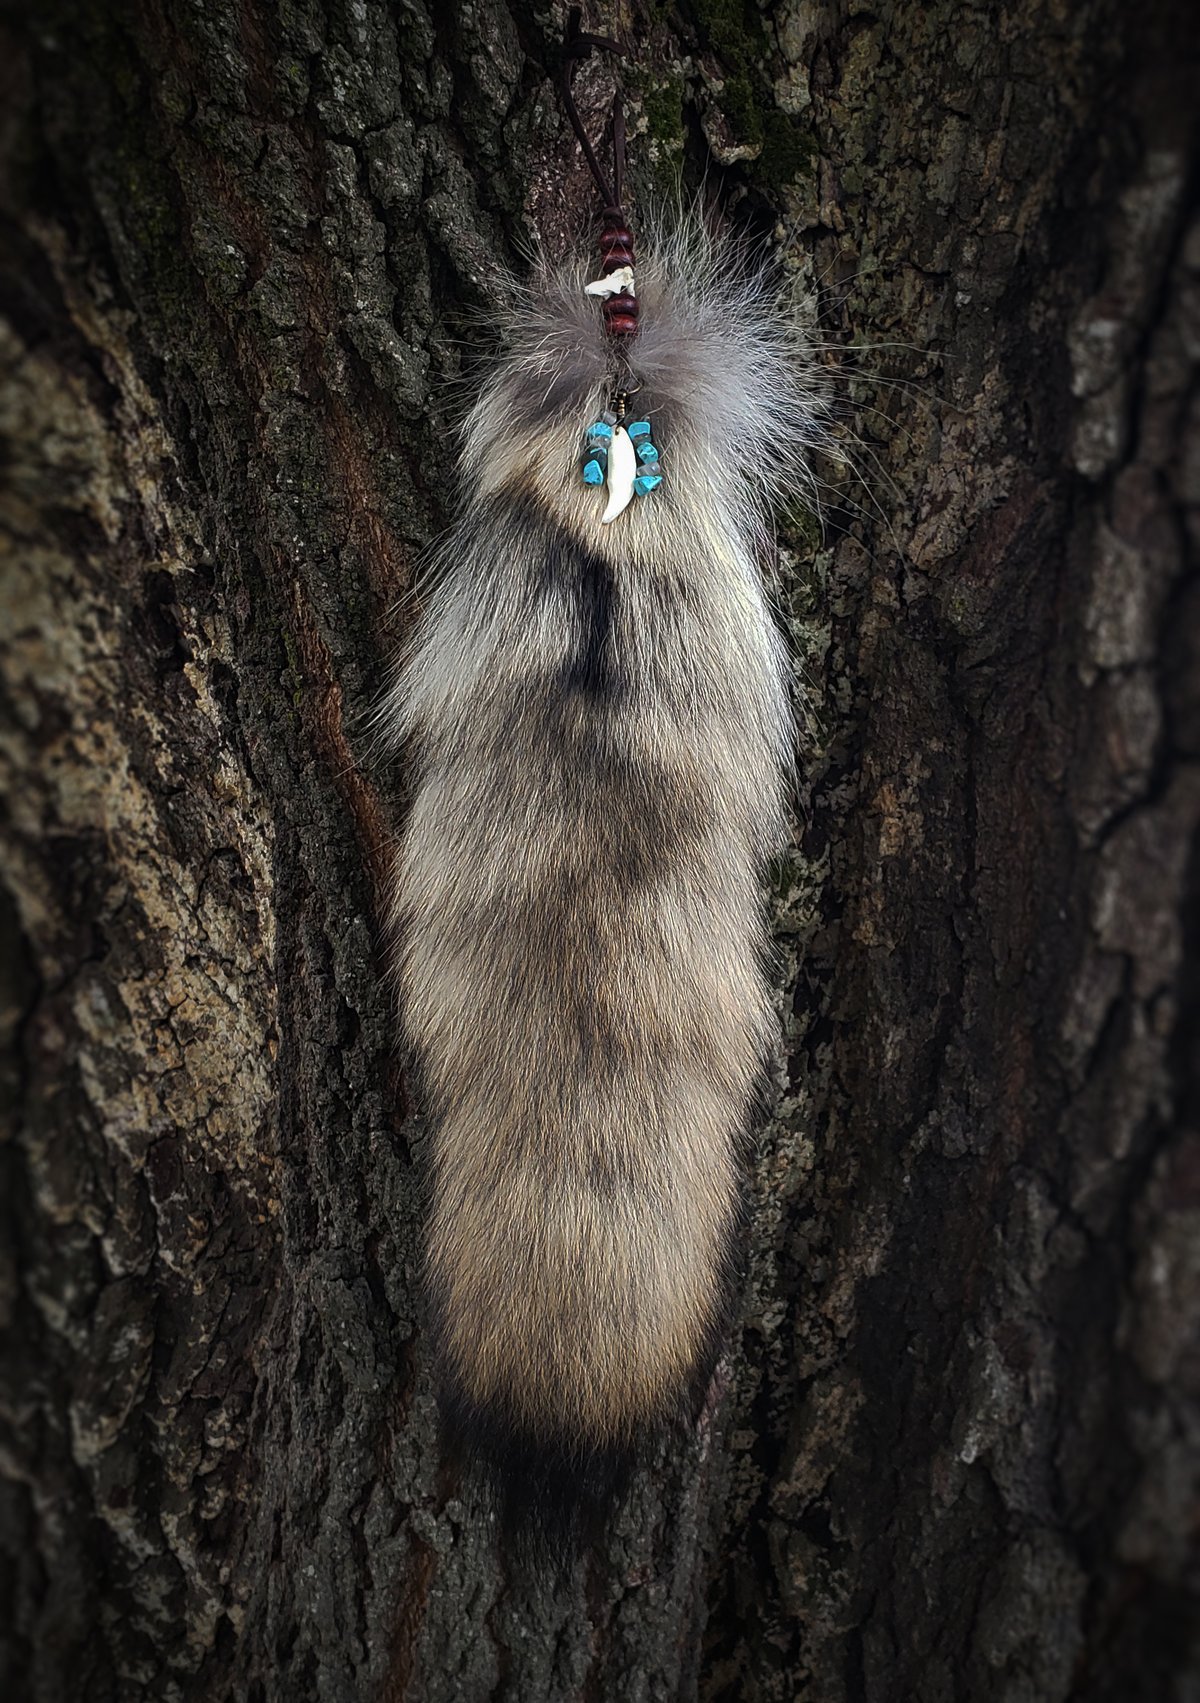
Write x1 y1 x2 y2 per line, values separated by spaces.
1 1 1196 1699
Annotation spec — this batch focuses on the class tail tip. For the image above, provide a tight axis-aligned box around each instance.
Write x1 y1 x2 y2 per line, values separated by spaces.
439 1392 634 1569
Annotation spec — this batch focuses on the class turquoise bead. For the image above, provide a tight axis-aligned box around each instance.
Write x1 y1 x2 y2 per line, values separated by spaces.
635 441 659 463
582 458 606 485
633 471 663 495
627 420 651 441
586 420 614 441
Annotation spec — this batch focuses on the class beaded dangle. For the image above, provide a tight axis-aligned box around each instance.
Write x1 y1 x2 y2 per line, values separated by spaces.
561 13 663 525
627 419 663 495
579 402 662 524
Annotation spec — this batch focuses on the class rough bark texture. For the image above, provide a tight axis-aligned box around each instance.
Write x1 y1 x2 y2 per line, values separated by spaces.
1 2 1196 1700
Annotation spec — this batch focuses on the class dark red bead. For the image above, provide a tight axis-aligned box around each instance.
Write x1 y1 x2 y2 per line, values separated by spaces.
598 211 638 337
603 293 638 336
599 214 635 270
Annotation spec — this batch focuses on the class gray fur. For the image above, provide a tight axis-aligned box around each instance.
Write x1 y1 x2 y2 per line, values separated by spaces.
385 222 826 1457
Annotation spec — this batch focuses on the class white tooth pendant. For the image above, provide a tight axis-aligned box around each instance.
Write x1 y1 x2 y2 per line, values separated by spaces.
600 424 637 525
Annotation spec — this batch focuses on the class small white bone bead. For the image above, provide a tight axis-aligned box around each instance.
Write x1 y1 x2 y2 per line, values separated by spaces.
584 266 636 300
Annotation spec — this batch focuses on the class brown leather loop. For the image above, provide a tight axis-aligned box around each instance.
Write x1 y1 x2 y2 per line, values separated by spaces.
560 10 639 338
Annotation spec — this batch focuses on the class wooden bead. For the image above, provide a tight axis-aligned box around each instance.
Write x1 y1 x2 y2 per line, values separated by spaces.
599 212 638 337
603 292 638 336
599 215 635 266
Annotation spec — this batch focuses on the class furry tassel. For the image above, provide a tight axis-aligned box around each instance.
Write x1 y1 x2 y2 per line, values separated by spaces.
384 219 827 1550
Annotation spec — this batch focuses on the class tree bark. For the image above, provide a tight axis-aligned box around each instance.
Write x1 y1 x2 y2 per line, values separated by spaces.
0 2 1196 1700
